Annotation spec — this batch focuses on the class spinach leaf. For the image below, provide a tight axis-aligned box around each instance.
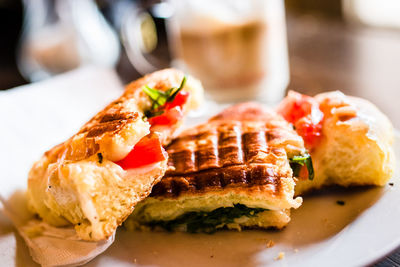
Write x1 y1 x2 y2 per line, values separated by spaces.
147 204 266 233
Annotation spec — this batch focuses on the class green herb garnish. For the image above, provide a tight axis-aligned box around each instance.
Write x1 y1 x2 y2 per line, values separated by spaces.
146 204 266 233
142 76 187 118
289 153 314 180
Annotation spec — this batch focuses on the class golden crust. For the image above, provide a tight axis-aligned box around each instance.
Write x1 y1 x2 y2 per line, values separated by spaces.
128 104 305 230
158 118 303 203
153 164 286 198
27 69 203 241
295 91 395 195
161 105 305 201
167 106 305 175
65 99 148 162
42 68 204 163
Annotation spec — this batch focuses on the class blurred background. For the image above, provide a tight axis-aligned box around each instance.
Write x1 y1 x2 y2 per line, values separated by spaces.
1 0 400 127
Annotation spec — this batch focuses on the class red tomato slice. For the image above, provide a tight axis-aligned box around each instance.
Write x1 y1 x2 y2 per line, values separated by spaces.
164 91 190 110
298 165 310 180
277 91 324 149
295 117 322 148
115 134 167 170
148 106 184 126
277 91 319 123
148 91 189 127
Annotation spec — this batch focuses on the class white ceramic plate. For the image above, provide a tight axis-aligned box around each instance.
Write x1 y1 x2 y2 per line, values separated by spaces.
83 138 400 267
1 69 399 266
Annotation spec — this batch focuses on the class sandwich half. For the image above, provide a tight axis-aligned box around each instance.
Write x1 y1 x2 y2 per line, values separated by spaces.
277 91 395 195
126 103 309 233
27 69 203 241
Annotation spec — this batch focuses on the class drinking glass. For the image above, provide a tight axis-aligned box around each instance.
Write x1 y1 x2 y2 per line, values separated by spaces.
122 0 289 103
18 0 120 81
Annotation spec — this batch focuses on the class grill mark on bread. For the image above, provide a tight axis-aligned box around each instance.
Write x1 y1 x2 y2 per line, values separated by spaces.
218 123 243 166
82 112 138 137
243 131 268 163
196 132 219 171
150 164 282 198
84 138 100 157
152 105 304 199
99 112 137 123
166 120 290 176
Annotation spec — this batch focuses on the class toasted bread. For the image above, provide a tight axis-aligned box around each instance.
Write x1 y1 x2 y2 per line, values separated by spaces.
27 69 204 241
127 103 305 232
294 91 395 195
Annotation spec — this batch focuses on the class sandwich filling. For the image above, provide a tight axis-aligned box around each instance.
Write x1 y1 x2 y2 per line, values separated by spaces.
277 91 324 151
113 76 190 170
138 204 267 233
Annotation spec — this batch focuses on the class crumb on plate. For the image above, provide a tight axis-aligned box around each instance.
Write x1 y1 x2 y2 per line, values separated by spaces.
275 252 285 260
266 240 275 248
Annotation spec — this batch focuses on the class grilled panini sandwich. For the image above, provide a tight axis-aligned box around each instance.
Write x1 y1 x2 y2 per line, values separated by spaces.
277 91 395 195
27 69 204 241
127 103 310 233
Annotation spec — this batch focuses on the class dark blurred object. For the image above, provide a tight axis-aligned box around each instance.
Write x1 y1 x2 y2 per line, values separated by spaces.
286 0 343 18
0 0 27 90
95 0 140 84
98 0 170 84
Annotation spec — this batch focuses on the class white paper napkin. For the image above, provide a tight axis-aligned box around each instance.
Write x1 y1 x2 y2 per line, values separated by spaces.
0 192 115 267
0 66 124 266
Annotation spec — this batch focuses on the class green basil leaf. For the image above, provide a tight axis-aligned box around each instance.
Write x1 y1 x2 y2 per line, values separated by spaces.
289 153 314 180
305 155 314 180
167 76 187 103
142 76 187 118
142 85 168 109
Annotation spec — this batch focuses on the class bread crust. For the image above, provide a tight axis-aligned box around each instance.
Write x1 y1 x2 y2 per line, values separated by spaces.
27 69 203 241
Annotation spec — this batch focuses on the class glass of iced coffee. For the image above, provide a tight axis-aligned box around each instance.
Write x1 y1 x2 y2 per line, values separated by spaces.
122 0 289 103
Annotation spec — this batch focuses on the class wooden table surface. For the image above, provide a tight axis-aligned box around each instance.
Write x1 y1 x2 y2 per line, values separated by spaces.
287 15 400 130
286 15 400 266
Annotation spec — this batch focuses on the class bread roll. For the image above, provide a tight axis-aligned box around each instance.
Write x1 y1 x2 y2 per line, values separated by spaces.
295 91 395 195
